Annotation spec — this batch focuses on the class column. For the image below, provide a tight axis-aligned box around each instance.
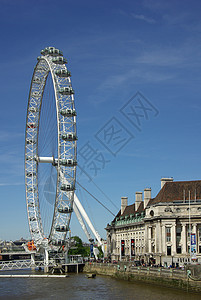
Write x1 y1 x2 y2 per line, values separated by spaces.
156 220 162 253
162 225 166 254
172 223 176 255
31 253 35 271
148 227 151 253
181 223 187 254
120 240 121 261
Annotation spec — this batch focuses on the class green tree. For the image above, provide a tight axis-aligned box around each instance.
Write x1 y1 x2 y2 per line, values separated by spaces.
97 246 103 258
68 236 90 257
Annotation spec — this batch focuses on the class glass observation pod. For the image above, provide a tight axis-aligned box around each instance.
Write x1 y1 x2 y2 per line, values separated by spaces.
41 47 63 56
52 57 67 64
55 69 71 77
27 187 36 192
29 107 38 113
58 207 73 213
60 109 76 117
52 239 65 246
60 183 74 191
37 56 43 61
61 133 77 141
32 91 40 98
26 139 36 144
27 122 37 129
29 217 36 221
28 202 34 207
33 77 41 84
55 225 69 232
26 172 36 177
59 159 77 166
41 47 52 55
31 229 39 233
48 48 63 56
36 65 46 71
26 155 36 160
59 87 74 95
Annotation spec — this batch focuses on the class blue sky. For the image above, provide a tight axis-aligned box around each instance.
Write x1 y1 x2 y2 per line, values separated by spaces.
1 0 201 242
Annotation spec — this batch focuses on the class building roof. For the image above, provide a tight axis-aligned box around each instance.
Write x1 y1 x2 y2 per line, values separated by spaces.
149 180 201 205
114 201 144 220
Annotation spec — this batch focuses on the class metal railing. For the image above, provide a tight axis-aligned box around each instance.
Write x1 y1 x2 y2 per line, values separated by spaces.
0 259 57 271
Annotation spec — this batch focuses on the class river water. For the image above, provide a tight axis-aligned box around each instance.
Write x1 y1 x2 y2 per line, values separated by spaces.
0 270 200 300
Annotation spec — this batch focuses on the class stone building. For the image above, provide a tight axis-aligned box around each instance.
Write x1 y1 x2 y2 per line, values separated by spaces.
105 178 201 267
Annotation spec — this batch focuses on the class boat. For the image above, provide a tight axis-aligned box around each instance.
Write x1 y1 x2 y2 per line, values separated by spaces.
86 273 96 278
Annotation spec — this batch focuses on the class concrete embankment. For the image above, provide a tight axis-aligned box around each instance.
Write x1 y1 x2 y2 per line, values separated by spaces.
84 262 201 293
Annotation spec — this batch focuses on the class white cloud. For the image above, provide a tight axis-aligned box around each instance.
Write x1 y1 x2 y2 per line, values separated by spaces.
131 13 156 24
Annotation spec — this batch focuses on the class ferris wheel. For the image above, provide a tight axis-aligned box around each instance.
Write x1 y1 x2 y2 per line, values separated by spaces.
25 47 77 248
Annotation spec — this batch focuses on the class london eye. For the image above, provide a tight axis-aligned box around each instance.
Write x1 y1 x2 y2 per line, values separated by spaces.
25 47 77 248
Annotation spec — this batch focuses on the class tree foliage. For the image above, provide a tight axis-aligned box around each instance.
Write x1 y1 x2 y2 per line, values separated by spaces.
68 236 90 257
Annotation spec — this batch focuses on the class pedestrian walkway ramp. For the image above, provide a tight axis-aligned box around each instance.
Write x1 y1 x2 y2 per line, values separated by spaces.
0 260 56 271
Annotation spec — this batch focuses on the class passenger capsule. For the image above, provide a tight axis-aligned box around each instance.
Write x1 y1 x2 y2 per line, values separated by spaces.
33 77 41 84
32 91 40 98
55 225 69 232
31 229 39 233
59 159 77 166
59 87 74 95
26 155 36 160
41 47 49 55
60 184 74 191
37 65 47 71
41 47 63 56
26 139 36 145
29 107 38 113
60 109 76 117
58 207 73 213
29 217 36 221
27 187 36 192
28 202 34 207
55 69 71 77
52 239 65 246
48 48 63 56
26 172 36 177
61 133 77 141
27 123 37 129
52 57 67 64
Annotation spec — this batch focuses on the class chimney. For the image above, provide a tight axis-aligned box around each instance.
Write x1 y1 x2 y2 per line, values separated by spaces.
121 197 128 215
135 192 142 211
144 188 151 208
161 177 173 189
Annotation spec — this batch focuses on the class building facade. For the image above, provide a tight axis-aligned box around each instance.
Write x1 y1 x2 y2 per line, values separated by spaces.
106 178 201 267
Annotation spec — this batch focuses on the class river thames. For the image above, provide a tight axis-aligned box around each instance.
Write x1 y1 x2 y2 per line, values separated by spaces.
0 270 201 300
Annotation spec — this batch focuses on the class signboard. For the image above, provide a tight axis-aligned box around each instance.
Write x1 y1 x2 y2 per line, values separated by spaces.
121 240 125 257
191 233 197 260
131 239 135 257
90 243 94 257
104 242 107 258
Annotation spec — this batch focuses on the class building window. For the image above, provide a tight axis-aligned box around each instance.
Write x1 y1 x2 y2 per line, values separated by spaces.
177 246 181 254
198 227 201 242
166 227 171 242
167 246 171 256
199 245 201 253
176 225 181 243
151 227 155 239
